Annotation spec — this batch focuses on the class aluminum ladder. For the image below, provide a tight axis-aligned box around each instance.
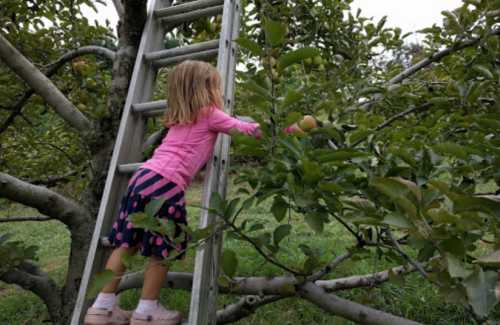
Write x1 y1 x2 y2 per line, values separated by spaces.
71 0 241 323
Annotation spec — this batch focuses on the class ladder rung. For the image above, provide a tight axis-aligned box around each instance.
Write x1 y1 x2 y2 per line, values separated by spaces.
117 163 142 174
155 0 223 18
132 100 167 114
157 5 223 26
145 39 219 62
153 49 219 68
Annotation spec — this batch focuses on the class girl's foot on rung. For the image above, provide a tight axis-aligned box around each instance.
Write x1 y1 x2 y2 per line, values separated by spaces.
131 302 182 325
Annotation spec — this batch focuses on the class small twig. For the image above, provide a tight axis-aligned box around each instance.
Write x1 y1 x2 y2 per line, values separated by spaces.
385 228 430 280
225 218 304 276
307 250 356 282
350 102 433 147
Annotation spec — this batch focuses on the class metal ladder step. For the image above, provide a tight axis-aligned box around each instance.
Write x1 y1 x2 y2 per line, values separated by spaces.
154 49 219 68
117 163 142 174
145 39 219 68
156 5 223 26
155 0 223 18
132 100 166 117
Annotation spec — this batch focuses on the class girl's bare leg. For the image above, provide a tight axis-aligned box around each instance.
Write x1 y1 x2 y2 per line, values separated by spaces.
101 246 138 293
141 256 169 299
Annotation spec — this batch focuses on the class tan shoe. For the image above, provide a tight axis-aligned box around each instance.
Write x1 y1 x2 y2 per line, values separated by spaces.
84 305 132 325
130 305 182 325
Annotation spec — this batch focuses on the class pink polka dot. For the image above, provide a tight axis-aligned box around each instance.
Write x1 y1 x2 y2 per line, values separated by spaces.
156 237 163 246
120 212 126 219
126 222 134 229
168 206 175 214
176 244 182 252
175 211 181 219
133 201 138 208
162 249 169 257
116 232 123 241
113 222 118 229
121 242 129 248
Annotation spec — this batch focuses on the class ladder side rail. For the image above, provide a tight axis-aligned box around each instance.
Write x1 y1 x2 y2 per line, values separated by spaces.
188 0 237 323
71 0 171 323
206 1 241 322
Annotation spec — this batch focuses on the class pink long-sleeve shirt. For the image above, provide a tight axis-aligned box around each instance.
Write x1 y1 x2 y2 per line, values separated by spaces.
141 106 259 190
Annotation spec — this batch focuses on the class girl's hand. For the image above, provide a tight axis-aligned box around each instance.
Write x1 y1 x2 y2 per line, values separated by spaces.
253 126 262 139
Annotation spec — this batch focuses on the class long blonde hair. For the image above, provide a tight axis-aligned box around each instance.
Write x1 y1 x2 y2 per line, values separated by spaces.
163 60 223 127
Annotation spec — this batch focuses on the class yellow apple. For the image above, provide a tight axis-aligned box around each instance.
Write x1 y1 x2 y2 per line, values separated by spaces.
298 115 318 131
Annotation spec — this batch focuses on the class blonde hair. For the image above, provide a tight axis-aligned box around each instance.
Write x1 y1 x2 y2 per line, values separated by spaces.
163 60 223 127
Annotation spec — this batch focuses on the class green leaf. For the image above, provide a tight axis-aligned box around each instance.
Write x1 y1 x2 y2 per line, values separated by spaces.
446 254 472 278
433 142 468 160
145 197 167 217
263 19 287 46
129 212 160 232
243 79 272 100
305 213 324 233
382 213 413 229
464 269 497 318
236 37 263 56
273 224 292 246
209 192 225 215
348 129 371 145
86 270 114 299
221 249 238 278
282 90 304 109
475 250 500 268
271 196 288 222
472 65 493 79
316 149 369 163
224 198 241 220
278 48 320 70
301 159 322 184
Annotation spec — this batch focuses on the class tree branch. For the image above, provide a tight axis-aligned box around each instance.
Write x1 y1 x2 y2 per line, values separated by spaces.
0 262 62 321
216 295 283 324
0 215 52 223
112 0 125 19
388 28 500 85
350 102 433 147
299 282 423 325
0 172 90 230
307 250 355 282
0 45 115 135
28 170 78 187
0 34 93 135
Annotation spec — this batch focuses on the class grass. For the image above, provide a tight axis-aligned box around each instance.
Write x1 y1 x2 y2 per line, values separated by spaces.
1 178 499 324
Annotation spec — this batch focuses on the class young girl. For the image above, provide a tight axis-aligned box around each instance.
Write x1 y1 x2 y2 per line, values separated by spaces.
84 60 260 325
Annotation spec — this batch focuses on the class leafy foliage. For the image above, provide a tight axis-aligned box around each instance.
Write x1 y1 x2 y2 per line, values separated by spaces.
230 0 500 320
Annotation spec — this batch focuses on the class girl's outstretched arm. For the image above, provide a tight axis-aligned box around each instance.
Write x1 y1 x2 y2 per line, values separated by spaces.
208 108 261 138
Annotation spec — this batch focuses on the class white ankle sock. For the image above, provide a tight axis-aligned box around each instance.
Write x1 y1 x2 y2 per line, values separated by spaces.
135 299 159 315
92 293 117 310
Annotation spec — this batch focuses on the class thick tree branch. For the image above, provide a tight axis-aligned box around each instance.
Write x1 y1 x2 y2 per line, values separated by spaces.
0 172 90 229
317 262 420 292
0 262 62 321
0 46 116 134
0 215 52 223
0 33 92 135
388 28 500 85
0 45 115 135
216 295 283 324
299 282 423 325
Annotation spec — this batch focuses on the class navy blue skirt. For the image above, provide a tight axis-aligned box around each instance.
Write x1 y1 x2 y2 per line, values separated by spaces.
107 168 189 260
